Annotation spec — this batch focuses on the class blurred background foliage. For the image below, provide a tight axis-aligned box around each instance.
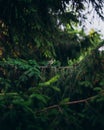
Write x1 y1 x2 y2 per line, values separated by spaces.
0 0 104 130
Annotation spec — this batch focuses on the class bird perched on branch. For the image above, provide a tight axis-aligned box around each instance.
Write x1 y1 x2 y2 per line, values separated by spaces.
47 58 55 67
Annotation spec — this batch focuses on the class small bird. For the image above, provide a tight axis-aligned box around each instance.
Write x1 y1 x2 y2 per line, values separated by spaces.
47 58 55 66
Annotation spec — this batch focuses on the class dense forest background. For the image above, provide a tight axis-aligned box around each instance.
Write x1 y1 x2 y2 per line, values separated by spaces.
0 0 104 130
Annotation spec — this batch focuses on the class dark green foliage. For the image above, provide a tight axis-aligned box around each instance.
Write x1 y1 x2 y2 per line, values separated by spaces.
54 29 101 65
0 0 104 59
0 58 40 92
0 0 104 129
0 48 104 130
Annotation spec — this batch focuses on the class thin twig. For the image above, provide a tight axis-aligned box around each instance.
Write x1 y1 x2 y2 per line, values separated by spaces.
37 92 104 113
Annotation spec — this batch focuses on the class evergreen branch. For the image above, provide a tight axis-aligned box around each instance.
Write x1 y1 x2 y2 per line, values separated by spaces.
38 92 104 113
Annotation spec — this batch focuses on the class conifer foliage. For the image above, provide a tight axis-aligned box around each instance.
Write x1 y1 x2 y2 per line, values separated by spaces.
0 0 104 130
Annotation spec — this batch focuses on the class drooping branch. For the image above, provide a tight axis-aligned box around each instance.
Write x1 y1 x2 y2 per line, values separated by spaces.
37 92 104 113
